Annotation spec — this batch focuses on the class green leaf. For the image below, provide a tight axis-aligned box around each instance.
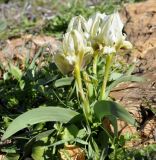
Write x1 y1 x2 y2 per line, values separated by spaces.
91 137 100 158
54 77 74 87
9 64 22 81
19 80 25 90
107 115 118 136
106 75 144 97
35 129 55 141
31 137 48 160
62 124 79 141
1 148 16 154
94 100 137 126
2 107 79 140
88 138 100 159
3 72 9 81
31 146 45 160
47 139 71 147
77 128 87 139
0 20 7 32
28 47 43 70
109 72 123 81
24 130 55 157
74 138 88 145
126 64 135 76
3 153 19 160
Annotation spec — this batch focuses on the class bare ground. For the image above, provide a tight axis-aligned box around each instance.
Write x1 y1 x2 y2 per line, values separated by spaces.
114 0 156 146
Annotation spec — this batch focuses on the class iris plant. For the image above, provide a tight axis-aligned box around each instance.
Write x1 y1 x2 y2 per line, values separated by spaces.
54 12 132 123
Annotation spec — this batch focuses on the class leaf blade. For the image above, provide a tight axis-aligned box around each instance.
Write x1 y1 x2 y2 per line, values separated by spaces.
2 107 79 140
94 100 137 126
9 64 22 81
54 77 74 87
106 75 144 97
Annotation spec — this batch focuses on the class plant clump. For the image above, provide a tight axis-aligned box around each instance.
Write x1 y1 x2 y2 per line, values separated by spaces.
0 10 148 160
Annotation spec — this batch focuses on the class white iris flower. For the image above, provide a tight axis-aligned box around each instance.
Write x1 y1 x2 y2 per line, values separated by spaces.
54 30 93 74
98 12 132 53
54 12 132 74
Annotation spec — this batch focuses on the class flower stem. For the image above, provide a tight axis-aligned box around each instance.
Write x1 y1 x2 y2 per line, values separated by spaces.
82 71 93 98
99 54 113 100
93 52 98 75
74 64 91 123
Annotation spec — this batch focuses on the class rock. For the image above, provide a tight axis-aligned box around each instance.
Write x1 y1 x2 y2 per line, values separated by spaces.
121 0 156 59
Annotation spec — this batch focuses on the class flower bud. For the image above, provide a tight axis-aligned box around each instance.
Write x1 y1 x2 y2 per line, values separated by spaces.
67 15 88 33
54 30 93 74
54 53 75 75
71 30 85 56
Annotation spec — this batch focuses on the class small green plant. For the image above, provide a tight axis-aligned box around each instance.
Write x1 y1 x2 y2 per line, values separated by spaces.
0 11 145 160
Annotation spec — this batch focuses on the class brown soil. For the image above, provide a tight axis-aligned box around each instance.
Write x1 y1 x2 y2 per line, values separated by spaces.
0 35 60 77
